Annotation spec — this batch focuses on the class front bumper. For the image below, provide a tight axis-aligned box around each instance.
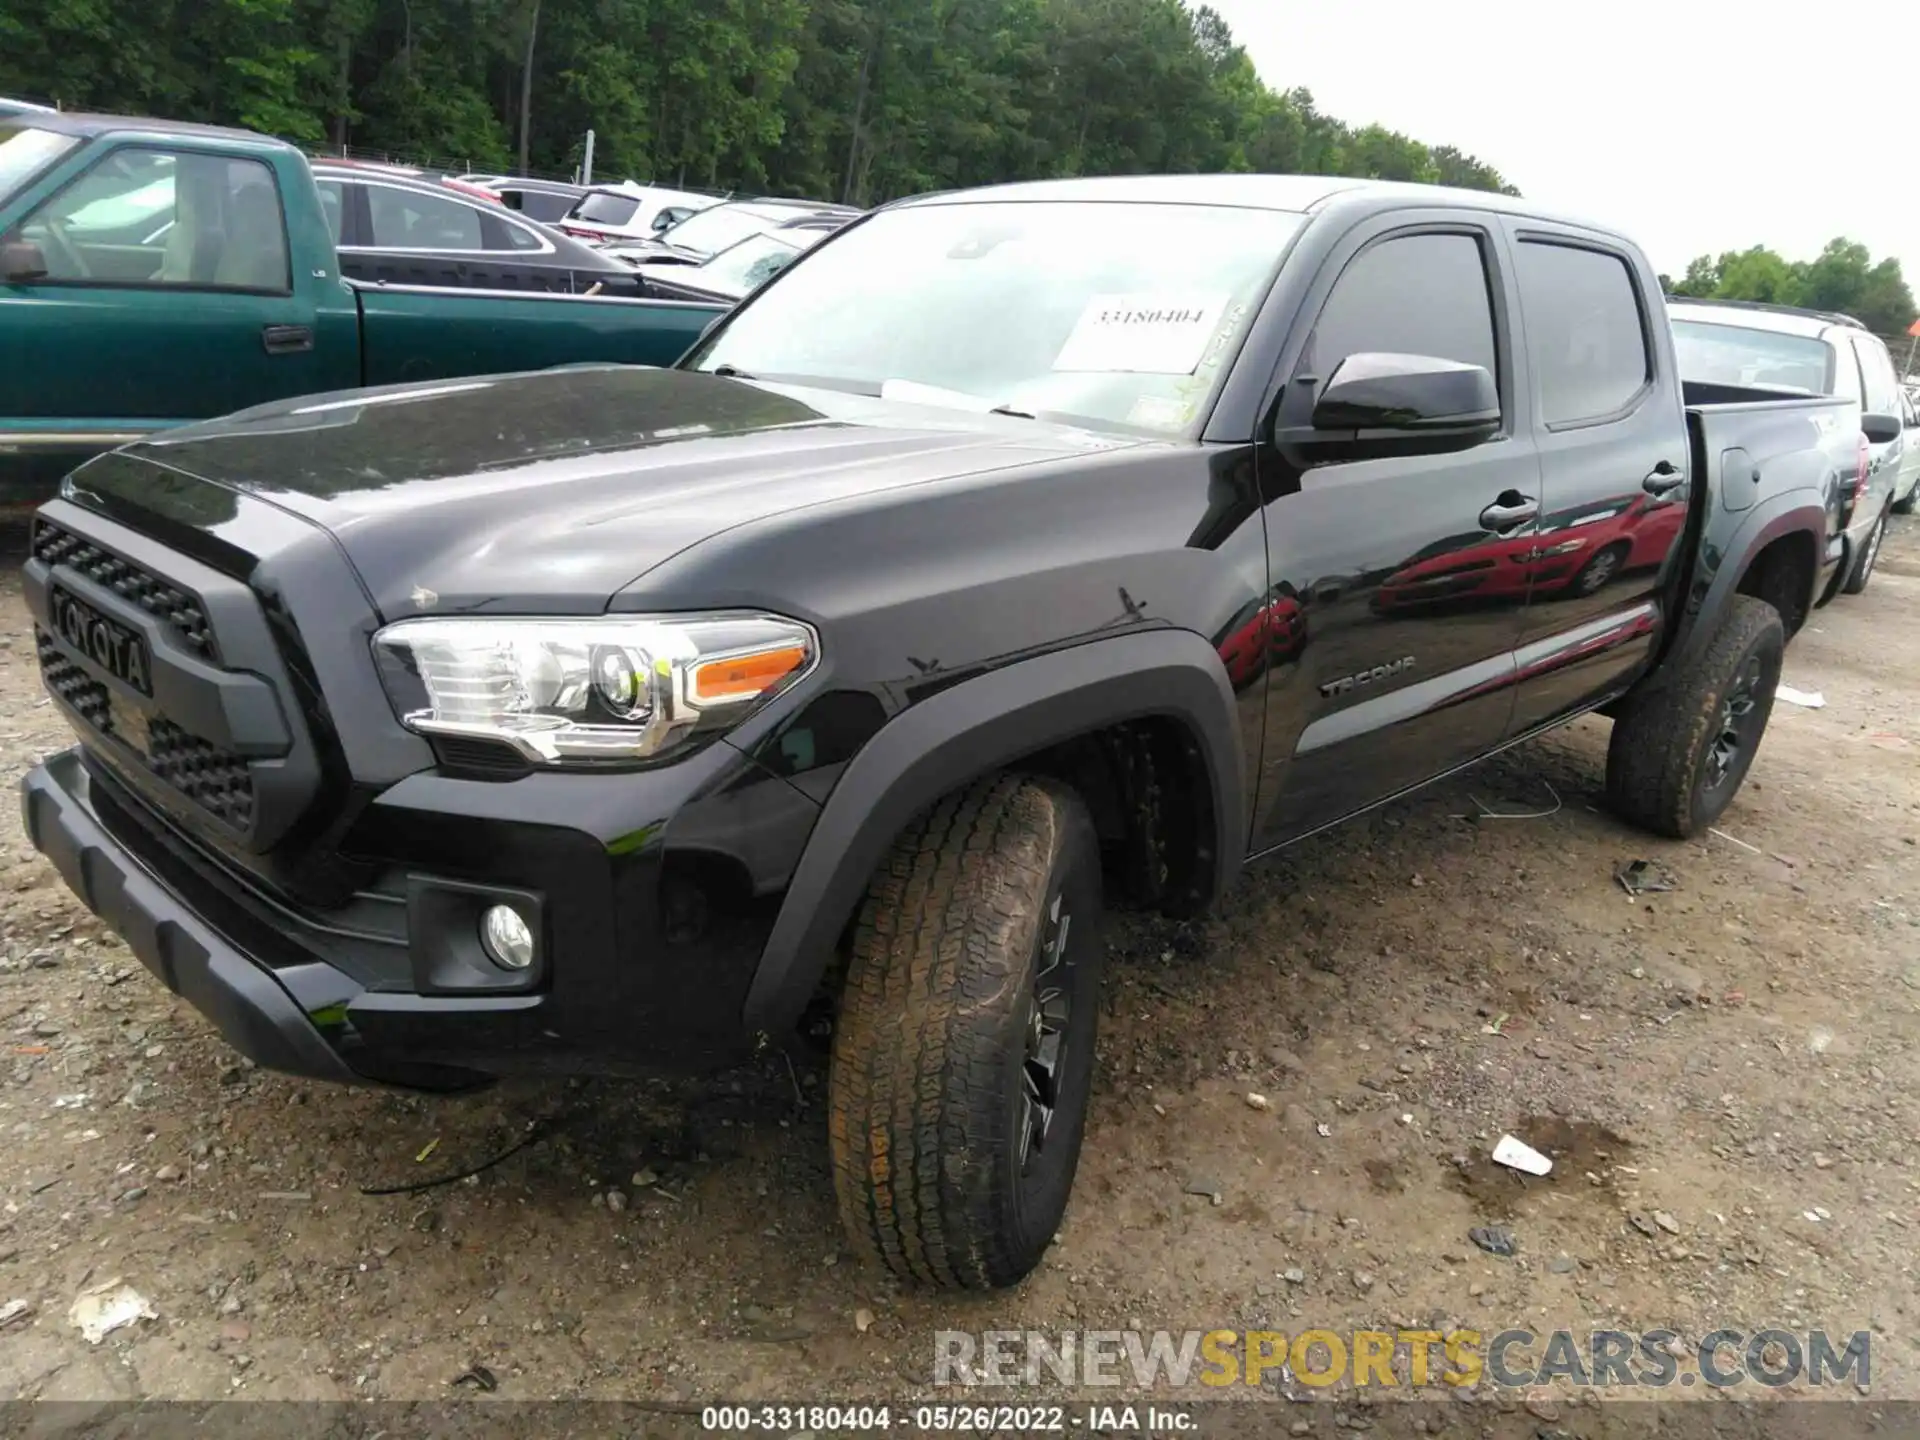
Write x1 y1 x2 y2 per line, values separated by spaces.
23 751 360 1084
22 740 822 1090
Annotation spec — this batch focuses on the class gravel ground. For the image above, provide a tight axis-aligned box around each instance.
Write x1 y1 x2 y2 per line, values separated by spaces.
0 517 1915 1423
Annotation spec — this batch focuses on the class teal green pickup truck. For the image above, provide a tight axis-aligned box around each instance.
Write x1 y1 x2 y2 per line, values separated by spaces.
0 113 728 503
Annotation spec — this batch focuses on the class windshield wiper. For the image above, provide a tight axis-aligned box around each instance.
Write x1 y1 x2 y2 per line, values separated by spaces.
989 404 1037 419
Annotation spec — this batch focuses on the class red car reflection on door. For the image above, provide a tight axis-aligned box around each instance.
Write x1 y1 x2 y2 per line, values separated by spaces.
1217 586 1307 691
1374 491 1686 612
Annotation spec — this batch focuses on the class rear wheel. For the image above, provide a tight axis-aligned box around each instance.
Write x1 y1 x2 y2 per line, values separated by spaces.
828 775 1104 1290
1893 483 1916 516
1842 505 1887 594
1605 595 1784 839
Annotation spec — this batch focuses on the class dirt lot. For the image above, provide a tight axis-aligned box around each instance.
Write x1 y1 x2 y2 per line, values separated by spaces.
0 517 1915 1419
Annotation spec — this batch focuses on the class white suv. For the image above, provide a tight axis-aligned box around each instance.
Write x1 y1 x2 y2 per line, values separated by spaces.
556 183 720 244
1670 299 1906 594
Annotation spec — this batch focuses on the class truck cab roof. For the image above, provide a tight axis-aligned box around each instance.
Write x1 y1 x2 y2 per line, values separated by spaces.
888 173 1610 233
19 112 288 147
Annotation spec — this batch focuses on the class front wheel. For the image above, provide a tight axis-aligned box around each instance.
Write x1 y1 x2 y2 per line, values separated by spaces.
1605 595 1784 839
1842 505 1887 594
828 775 1104 1290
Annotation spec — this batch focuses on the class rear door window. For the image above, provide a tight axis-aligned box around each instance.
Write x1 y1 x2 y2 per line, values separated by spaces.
1513 241 1651 425
364 183 486 250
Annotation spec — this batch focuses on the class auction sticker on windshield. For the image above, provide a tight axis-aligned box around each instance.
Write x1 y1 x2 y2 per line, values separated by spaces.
1054 293 1229 375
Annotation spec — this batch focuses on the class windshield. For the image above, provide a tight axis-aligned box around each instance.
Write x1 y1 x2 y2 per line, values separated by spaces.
0 125 78 204
694 231 807 298
689 199 1305 435
659 203 785 255
571 191 639 225
1671 319 1835 395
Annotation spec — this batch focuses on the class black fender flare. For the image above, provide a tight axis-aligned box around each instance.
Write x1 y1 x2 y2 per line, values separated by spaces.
1665 494 1828 676
739 627 1247 1035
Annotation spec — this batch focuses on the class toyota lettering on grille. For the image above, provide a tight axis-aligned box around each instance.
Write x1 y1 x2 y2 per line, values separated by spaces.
50 589 153 696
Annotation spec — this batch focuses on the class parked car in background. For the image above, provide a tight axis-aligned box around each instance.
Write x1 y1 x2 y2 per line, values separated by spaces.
619 226 837 303
1896 386 1920 513
310 162 649 297
0 113 729 500
308 156 503 206
0 98 58 120
617 197 859 267
455 174 585 224
555 181 722 244
1669 298 1903 594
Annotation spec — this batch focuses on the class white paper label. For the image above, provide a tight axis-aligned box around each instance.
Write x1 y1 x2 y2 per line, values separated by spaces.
1127 394 1195 430
1053 292 1230 376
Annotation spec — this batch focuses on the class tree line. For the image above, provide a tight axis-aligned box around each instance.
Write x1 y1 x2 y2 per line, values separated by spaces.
1666 239 1917 341
1 0 1517 205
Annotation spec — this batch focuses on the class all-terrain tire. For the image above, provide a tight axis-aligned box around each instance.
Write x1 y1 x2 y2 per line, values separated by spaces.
1604 594 1784 839
1841 504 1888 594
828 774 1103 1290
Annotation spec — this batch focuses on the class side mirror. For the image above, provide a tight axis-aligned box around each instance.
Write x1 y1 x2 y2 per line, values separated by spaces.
650 212 675 234
1286 352 1500 461
1 239 48 282
1862 412 1902 445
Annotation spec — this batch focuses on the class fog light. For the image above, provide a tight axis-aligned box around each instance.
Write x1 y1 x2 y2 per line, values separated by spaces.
480 905 534 970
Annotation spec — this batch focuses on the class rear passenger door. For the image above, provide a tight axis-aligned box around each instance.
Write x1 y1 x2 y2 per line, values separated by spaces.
338 179 568 292
1249 216 1540 848
1503 228 1686 733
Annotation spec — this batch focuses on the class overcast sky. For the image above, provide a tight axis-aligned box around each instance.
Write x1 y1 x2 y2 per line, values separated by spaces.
1206 0 1920 295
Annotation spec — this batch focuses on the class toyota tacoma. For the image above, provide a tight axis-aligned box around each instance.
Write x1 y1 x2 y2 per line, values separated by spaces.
22 175 1858 1290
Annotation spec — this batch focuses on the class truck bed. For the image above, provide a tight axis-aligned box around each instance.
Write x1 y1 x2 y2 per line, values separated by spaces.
1682 386 1854 622
353 282 726 387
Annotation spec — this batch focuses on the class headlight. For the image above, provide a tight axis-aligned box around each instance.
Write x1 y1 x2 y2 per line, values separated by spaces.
371 613 816 765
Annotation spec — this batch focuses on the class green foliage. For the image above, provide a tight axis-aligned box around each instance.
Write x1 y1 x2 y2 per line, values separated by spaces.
0 0 1516 202
1670 238 1918 337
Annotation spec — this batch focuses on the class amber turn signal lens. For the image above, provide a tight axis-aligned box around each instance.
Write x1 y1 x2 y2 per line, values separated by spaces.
690 644 808 703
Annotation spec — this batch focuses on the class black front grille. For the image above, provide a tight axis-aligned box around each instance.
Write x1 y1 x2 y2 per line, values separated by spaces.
32 521 216 660
37 629 254 830
37 634 112 729
145 719 255 829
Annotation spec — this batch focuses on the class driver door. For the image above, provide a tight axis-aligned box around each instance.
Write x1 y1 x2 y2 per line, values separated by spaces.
1 143 337 439
1248 218 1541 848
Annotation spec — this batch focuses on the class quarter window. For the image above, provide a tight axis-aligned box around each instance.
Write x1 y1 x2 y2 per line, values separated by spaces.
1307 232 1498 393
500 217 546 253
365 184 485 250
314 179 345 244
1515 241 1650 425
1853 334 1901 415
1829 335 1864 403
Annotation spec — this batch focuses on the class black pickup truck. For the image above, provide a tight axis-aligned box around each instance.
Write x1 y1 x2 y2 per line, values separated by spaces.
21 175 1855 1292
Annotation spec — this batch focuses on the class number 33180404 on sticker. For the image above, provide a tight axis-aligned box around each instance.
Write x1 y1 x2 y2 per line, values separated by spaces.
1053 292 1229 375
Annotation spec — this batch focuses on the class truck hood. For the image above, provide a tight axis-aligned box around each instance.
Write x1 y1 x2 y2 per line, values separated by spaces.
111 365 1136 617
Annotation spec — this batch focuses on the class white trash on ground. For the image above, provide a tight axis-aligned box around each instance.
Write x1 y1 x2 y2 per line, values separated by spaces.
68 1279 155 1344
1491 1134 1554 1176
1776 686 1826 708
